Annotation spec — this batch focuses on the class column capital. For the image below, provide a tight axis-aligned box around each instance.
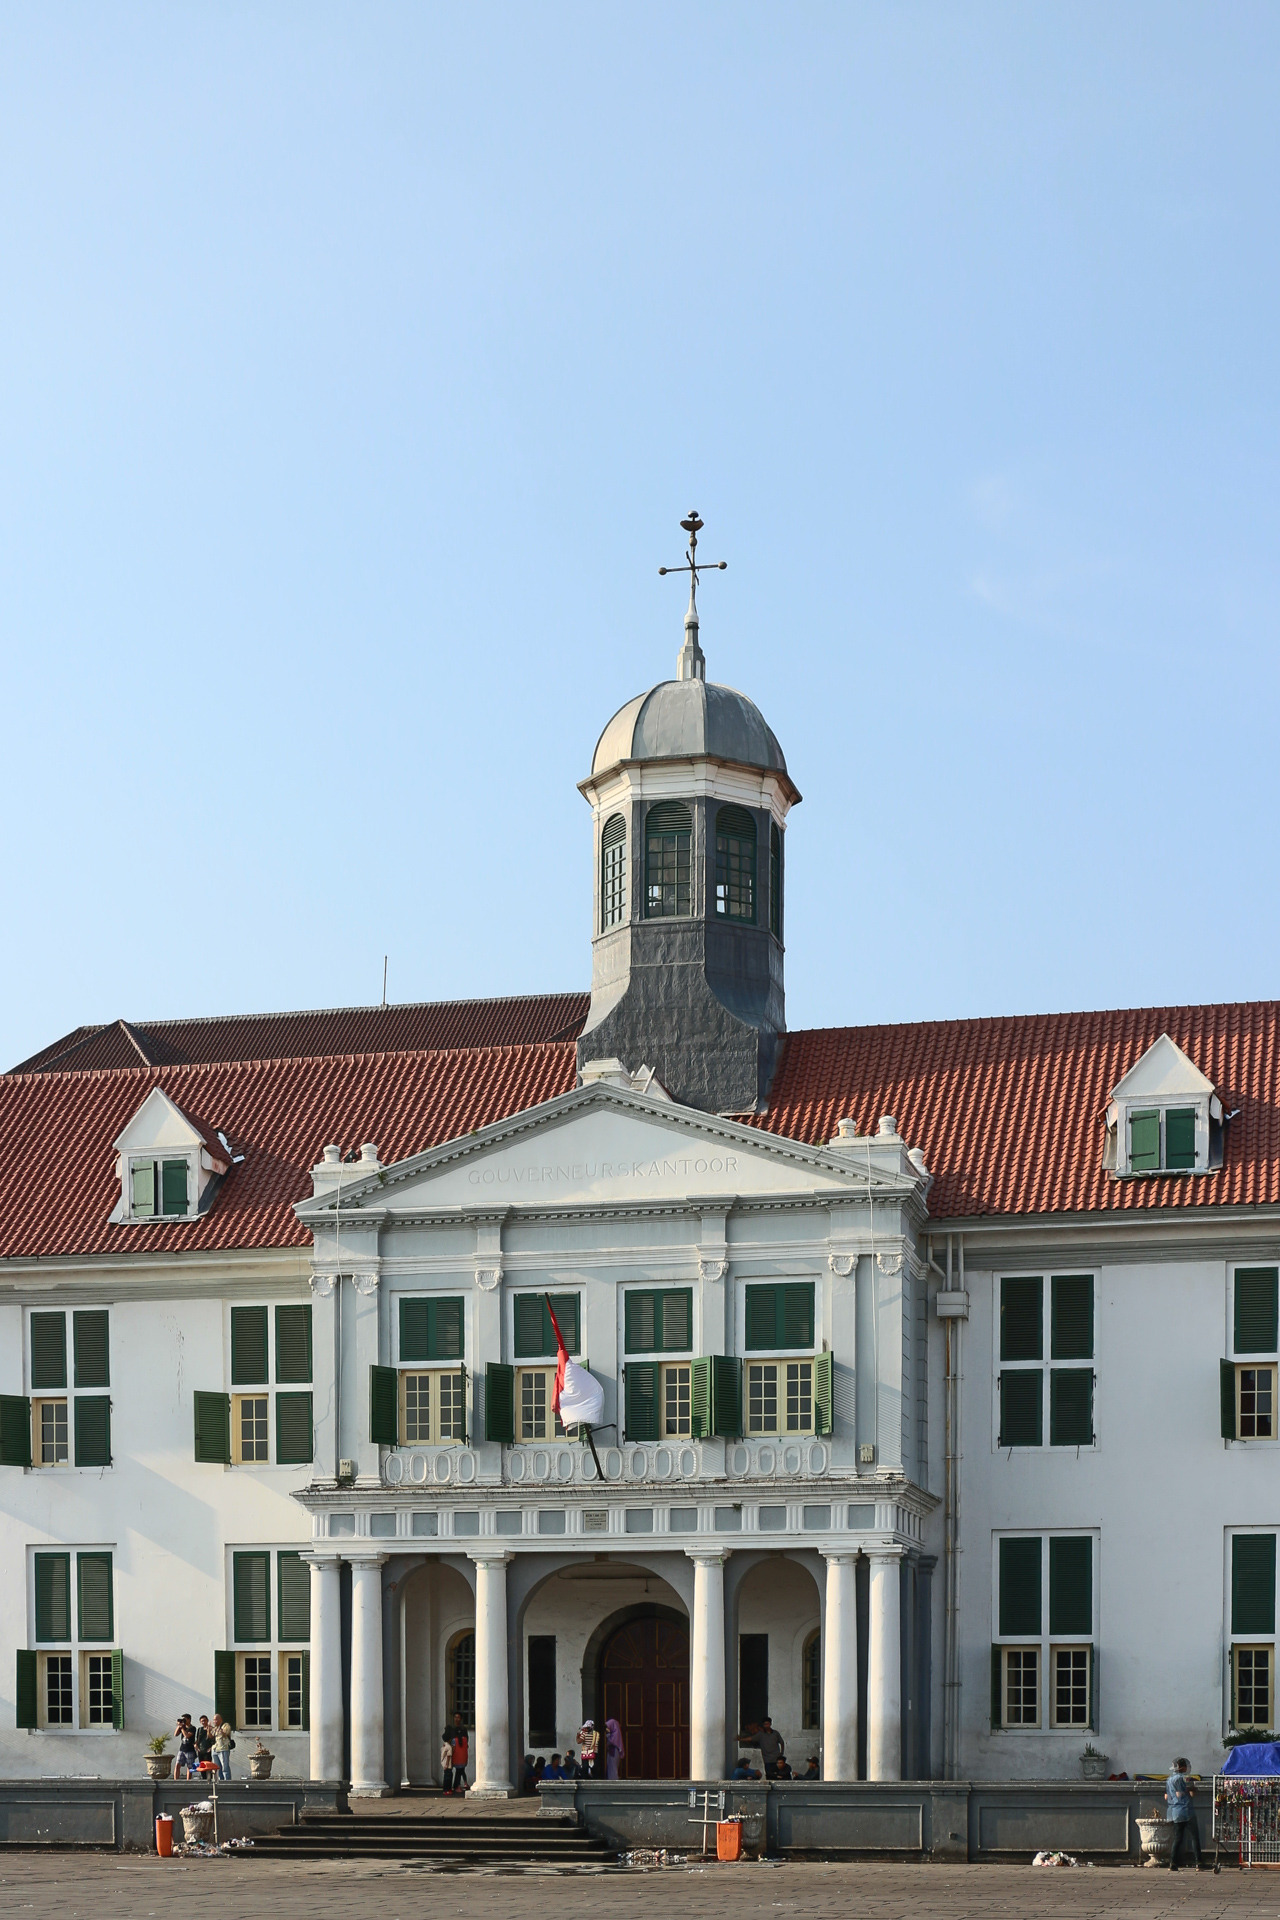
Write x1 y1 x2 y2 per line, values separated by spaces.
867 1543 907 1564
684 1548 731 1566
300 1549 345 1568
346 1550 388 1569
819 1548 859 1565
467 1549 514 1567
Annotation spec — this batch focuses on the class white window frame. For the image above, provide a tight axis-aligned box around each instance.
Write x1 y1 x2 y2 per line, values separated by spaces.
399 1368 465 1446
746 1358 815 1436
229 1547 310 1736
27 1544 117 1734
1108 1094 1216 1176
1228 1269 1280 1447
514 1365 567 1443
991 1531 1097 1734
224 1303 312 1469
26 1307 112 1472
662 1360 693 1438
126 1151 194 1220
1224 1527 1278 1737
734 1277 821 1361
991 1274 1099 1454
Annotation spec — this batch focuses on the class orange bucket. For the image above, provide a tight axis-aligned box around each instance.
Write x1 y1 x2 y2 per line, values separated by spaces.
155 1814 173 1857
716 1819 744 1861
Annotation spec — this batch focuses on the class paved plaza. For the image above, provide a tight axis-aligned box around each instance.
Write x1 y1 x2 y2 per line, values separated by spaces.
0 1856 1268 1920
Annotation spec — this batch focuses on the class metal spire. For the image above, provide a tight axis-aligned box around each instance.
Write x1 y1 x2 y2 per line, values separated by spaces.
659 510 726 682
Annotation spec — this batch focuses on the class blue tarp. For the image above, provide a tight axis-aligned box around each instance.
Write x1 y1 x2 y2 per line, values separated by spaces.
1223 1743 1280 1775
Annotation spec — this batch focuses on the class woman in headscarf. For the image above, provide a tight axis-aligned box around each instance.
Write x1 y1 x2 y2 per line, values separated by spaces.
605 1716 625 1780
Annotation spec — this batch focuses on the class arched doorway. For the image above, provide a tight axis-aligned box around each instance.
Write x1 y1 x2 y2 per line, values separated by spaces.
599 1610 689 1778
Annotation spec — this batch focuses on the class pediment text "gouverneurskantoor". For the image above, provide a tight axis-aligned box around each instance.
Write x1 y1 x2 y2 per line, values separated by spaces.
465 1153 740 1188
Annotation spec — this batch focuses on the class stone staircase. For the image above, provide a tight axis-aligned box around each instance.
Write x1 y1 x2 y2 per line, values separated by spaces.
244 1799 614 1866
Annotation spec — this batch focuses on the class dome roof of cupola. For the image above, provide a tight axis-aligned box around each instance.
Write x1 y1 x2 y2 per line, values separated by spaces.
591 677 792 787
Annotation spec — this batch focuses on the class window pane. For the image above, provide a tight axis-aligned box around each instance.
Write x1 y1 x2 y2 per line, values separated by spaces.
438 1371 464 1441
1236 1647 1273 1729
404 1373 431 1443
747 1363 778 1434
601 815 627 930
1240 1368 1276 1440
283 1653 306 1729
449 1633 475 1725
85 1652 114 1726
45 1653 73 1726
645 802 692 918
1051 1647 1090 1727
520 1369 548 1441
40 1400 69 1466
237 1395 269 1462
1004 1647 1039 1727
715 806 756 923
242 1653 272 1728
785 1361 812 1432
664 1364 691 1437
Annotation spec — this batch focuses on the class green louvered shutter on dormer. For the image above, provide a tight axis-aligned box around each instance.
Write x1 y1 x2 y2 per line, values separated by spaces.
1165 1108 1196 1170
1129 1110 1160 1171
161 1157 189 1215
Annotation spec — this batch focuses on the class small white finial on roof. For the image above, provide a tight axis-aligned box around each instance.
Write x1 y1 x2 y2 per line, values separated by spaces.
658 510 725 681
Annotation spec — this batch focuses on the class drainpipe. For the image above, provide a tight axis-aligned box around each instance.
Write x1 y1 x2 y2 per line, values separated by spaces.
937 1231 966 1781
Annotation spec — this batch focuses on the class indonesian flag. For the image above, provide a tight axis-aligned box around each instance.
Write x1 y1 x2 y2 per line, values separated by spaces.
547 1295 604 1429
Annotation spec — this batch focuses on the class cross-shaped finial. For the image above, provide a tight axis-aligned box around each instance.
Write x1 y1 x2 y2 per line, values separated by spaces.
658 510 726 681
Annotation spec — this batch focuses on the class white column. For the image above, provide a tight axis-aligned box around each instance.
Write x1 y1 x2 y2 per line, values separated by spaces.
307 1554 344 1782
469 1552 513 1797
349 1553 389 1796
688 1550 728 1780
867 1546 904 1781
821 1551 858 1781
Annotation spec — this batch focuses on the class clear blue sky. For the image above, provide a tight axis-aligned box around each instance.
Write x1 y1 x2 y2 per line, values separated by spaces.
3 3 1278 1070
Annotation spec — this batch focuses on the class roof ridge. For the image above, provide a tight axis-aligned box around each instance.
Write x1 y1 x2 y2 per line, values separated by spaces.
785 997 1280 1040
119 988 589 1034
1 1036 582 1087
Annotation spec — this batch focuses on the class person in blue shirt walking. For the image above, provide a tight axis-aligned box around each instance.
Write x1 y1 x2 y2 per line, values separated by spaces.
1166 1758 1201 1870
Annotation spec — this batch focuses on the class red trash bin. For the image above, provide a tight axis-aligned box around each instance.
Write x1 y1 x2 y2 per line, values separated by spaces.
155 1814 173 1857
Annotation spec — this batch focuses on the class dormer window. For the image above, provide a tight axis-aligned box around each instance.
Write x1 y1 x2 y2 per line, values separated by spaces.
130 1157 190 1218
110 1086 231 1225
1104 1033 1223 1178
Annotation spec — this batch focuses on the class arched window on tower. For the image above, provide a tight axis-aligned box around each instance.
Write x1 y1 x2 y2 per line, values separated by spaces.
645 801 692 918
601 814 627 930
715 806 757 923
770 820 782 938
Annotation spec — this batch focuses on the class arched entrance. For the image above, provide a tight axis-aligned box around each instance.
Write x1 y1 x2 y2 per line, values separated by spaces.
599 1609 689 1778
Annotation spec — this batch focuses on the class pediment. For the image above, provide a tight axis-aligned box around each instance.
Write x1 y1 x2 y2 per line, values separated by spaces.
1109 1033 1215 1103
113 1086 207 1154
300 1084 886 1219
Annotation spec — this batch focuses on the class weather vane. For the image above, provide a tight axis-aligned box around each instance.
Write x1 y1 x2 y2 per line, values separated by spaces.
658 510 727 620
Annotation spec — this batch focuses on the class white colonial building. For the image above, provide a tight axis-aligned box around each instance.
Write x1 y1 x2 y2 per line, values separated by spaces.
2 563 1278 1791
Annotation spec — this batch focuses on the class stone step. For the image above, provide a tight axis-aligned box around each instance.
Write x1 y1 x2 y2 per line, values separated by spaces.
245 1831 613 1862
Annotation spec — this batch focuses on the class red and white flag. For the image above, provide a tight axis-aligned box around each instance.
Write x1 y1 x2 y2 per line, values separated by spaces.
547 1295 604 1429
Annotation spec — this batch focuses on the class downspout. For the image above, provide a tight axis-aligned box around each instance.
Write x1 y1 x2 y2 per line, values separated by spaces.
937 1230 965 1781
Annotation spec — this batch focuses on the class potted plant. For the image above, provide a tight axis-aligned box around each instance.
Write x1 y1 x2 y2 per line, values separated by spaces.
249 1738 275 1780
1080 1742 1109 1780
145 1734 173 1781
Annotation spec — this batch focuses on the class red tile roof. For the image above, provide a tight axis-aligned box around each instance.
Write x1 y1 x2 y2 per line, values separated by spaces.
2 999 1277 1262
11 994 590 1075
754 1001 1280 1218
0 1043 578 1259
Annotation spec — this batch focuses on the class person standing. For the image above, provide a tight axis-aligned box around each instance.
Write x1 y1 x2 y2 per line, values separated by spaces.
605 1717 625 1780
212 1715 234 1781
754 1717 785 1779
450 1723 469 1795
174 1715 199 1780
578 1720 601 1777
1166 1758 1202 1870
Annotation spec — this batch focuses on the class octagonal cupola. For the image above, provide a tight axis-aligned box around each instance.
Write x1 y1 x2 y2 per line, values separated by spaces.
576 513 800 1114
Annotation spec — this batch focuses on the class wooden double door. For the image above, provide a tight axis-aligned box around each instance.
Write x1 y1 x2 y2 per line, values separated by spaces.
600 1613 690 1779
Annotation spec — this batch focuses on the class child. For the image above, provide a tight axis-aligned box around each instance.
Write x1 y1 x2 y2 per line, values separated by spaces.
441 1731 457 1793
450 1724 469 1794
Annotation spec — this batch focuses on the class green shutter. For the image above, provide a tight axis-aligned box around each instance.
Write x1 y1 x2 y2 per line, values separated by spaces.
131 1161 155 1217
111 1648 125 1730
781 1284 814 1348
400 1298 431 1361
661 1289 693 1351
275 1306 313 1383
691 1356 711 1438
625 1292 657 1353
1000 1279 1042 1361
1232 1534 1277 1636
998 1536 1041 1636
16 1650 37 1730
370 1365 399 1446
0 1396 32 1467
276 1392 314 1465
1049 1369 1093 1446
233 1551 271 1642
278 1552 311 1641
1088 1646 1098 1733
231 1306 269 1384
1235 1270 1279 1355
34 1553 71 1642
991 1645 1002 1731
1048 1536 1092 1634
214 1650 237 1729
30 1312 67 1390
513 1295 545 1357
1165 1107 1196 1170
77 1553 114 1641
160 1157 189 1215
1130 1109 1160 1171
485 1363 515 1444
744 1287 778 1351
711 1355 742 1437
998 1370 1042 1446
548 1295 578 1353
73 1311 110 1388
624 1362 660 1441
1050 1278 1093 1360
1222 1358 1239 1439
431 1299 464 1359
193 1390 231 1463
74 1395 111 1467
814 1349 833 1437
